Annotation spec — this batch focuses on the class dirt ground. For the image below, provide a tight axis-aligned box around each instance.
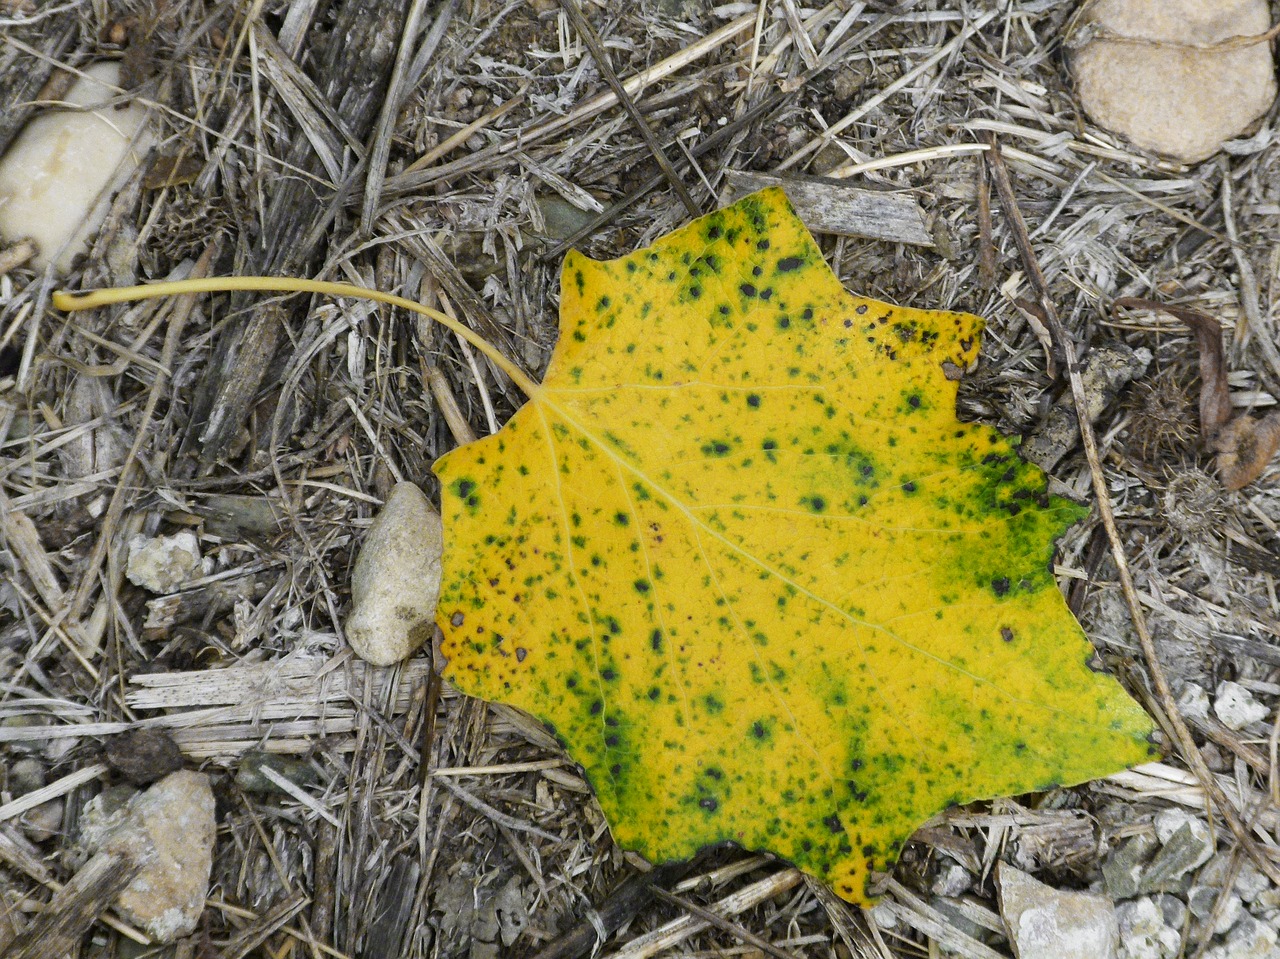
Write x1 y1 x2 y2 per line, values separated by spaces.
2 1 1280 957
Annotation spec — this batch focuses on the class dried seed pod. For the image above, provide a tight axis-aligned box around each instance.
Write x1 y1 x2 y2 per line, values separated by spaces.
1161 468 1224 538
1124 367 1198 463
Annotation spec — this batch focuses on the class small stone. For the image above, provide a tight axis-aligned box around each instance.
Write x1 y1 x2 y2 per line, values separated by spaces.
1117 896 1181 959
1144 814 1214 887
998 863 1118 959
1176 683 1211 722
1188 884 1243 935
870 901 898 930
235 750 319 795
126 531 202 594
1153 893 1186 931
80 771 215 942
9 757 46 795
1067 0 1277 163
932 860 973 898
1213 681 1269 730
1104 834 1159 899
1202 915 1278 959
21 799 63 842
535 195 599 241
1233 862 1270 903
0 62 154 271
105 729 185 786
345 482 443 666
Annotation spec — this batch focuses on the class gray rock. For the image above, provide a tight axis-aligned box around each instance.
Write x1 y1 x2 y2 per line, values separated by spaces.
235 750 319 795
1145 813 1214 887
1188 883 1243 936
869 901 898 931
534 195 599 241
1214 681 1269 730
9 757 46 795
1116 896 1181 959
1067 0 1277 163
1152 894 1186 931
1104 834 1159 899
80 771 215 942
1233 862 1269 903
998 863 1118 959
1202 915 1278 959
105 728 185 786
346 482 443 666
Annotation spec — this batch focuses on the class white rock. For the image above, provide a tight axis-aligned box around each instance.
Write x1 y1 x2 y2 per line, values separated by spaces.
1214 681 1269 730
346 482 444 666
80 771 214 942
1117 897 1181 959
869 901 898 931
931 860 972 898
1176 683 1211 722
0 62 154 271
126 531 202 594
998 862 1118 959
1067 0 1277 163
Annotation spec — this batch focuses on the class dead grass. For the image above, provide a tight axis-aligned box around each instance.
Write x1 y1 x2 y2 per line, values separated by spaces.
2 1 1279 957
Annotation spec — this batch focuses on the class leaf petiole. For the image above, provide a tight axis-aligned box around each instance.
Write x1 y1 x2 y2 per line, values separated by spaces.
52 276 542 400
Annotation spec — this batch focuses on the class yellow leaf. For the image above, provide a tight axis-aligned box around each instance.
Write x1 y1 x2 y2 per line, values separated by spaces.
435 187 1154 903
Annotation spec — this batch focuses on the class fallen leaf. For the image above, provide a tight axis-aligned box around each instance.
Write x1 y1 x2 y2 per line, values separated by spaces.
1215 411 1280 490
434 188 1155 903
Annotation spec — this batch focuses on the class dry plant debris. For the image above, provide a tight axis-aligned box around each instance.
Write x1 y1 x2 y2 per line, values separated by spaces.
1 1 1280 958
1116 297 1280 490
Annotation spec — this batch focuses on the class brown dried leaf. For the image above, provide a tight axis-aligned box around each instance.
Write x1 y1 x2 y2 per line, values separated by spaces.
1215 411 1280 491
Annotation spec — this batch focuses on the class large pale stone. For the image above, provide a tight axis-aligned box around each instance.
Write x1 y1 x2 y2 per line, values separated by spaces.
346 481 444 666
1068 0 1277 163
0 62 153 271
999 862 1118 959
80 771 214 943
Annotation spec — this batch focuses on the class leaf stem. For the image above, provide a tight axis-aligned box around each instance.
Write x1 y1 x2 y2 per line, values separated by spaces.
52 276 542 400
